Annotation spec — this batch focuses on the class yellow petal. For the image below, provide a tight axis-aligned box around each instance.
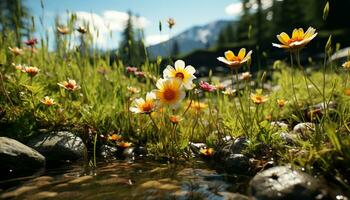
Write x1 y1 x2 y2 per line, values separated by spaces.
238 48 246 60
292 29 299 39
278 32 290 45
298 28 304 38
224 50 236 61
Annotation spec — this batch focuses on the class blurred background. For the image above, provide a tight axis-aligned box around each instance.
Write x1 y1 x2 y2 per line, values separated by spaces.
1 0 350 75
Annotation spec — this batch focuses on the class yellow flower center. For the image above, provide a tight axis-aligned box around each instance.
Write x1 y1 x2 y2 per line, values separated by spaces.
163 88 177 101
175 72 184 79
65 82 75 90
288 37 303 44
141 102 153 113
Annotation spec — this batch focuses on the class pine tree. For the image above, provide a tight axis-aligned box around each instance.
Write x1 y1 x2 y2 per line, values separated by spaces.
119 11 135 66
0 0 31 46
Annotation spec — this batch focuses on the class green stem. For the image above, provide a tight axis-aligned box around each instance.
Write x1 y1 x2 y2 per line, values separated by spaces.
93 133 97 167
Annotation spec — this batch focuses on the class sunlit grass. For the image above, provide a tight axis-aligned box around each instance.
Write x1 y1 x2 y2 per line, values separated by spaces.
0 14 350 186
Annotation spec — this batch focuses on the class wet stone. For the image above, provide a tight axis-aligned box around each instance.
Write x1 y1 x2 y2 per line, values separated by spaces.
223 154 250 174
99 145 118 159
0 137 45 179
230 137 248 154
28 131 87 163
249 166 327 200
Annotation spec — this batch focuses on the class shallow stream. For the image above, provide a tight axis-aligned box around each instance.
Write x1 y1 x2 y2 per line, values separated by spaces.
0 159 250 200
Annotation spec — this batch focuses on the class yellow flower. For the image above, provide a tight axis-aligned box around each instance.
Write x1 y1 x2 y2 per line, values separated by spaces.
127 86 140 94
8 47 23 56
277 99 287 108
155 78 186 108
169 115 182 124
342 61 350 70
217 48 252 68
130 92 157 114
189 101 208 111
272 27 317 50
167 18 175 29
163 60 196 90
108 134 122 141
200 148 214 156
24 66 40 77
57 26 70 35
41 96 55 106
58 79 80 91
251 93 268 105
117 141 132 148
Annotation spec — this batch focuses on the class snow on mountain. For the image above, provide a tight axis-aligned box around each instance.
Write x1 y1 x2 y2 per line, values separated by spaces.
147 20 232 58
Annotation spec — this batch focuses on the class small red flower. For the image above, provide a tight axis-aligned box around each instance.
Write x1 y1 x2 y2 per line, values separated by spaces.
126 66 138 73
25 38 38 47
199 81 215 92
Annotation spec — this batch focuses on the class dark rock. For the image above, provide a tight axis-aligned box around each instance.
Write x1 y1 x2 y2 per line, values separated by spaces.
249 166 327 200
223 154 250 174
28 131 87 163
121 146 147 158
214 137 248 161
99 145 118 159
230 137 248 154
0 137 45 179
189 142 206 154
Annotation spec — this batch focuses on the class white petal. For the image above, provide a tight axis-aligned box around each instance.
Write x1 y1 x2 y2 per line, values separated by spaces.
272 43 289 48
156 78 166 89
163 65 175 78
183 80 194 90
217 57 232 65
129 107 140 113
185 65 196 75
179 90 186 101
134 98 145 105
175 60 185 70
146 92 156 101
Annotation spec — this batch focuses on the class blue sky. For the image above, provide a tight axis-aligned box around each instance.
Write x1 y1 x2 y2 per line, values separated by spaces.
27 0 243 49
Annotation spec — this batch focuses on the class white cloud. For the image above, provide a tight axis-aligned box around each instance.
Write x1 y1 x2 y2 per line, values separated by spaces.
145 34 170 46
225 2 242 16
60 10 151 49
225 0 274 16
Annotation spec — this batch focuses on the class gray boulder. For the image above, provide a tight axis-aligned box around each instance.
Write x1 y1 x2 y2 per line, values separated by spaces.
0 137 45 178
28 131 87 163
249 166 327 200
293 123 315 139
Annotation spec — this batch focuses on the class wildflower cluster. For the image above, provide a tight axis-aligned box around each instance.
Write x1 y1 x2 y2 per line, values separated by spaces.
130 60 196 114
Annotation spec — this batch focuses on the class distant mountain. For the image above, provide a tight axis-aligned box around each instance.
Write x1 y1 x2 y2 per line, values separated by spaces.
147 20 233 58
